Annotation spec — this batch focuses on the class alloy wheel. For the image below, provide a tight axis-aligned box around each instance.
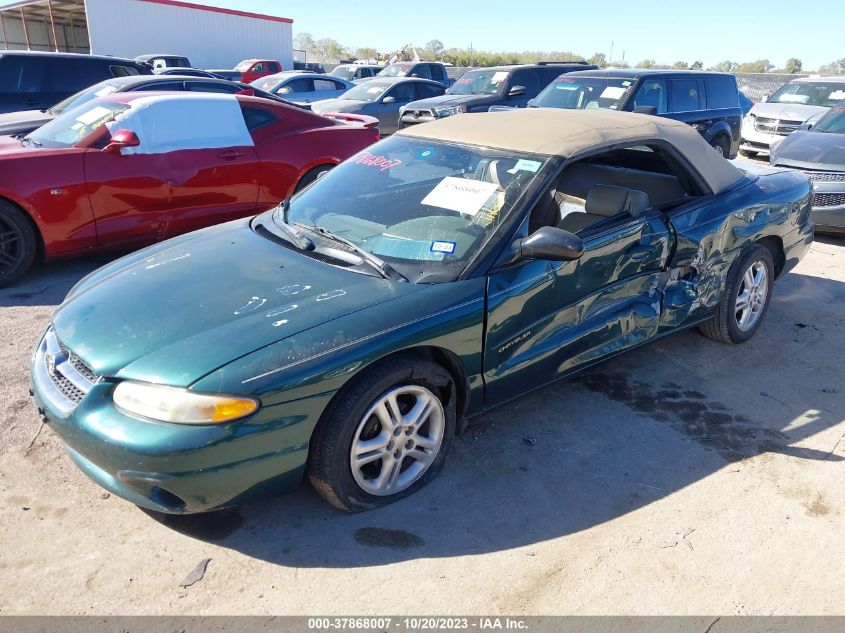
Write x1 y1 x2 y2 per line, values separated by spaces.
734 261 769 332
0 219 23 277
350 385 445 496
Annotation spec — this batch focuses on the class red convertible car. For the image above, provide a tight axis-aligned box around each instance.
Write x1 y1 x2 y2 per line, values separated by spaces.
0 92 379 285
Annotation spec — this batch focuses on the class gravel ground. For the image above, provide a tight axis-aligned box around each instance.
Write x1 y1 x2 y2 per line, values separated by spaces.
0 236 843 615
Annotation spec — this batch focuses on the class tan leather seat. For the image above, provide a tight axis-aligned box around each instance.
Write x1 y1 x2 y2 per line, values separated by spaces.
558 185 651 233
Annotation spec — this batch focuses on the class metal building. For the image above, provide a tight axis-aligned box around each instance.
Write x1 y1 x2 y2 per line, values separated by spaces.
0 0 294 69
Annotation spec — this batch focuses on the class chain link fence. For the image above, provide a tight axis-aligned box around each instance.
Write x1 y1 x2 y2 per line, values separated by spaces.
733 73 807 102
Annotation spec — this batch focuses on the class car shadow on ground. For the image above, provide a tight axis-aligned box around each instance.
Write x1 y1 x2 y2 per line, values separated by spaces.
0 256 112 307
147 269 845 569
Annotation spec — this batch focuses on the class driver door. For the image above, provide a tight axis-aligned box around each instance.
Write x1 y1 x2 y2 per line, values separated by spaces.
482 160 677 407
377 82 418 135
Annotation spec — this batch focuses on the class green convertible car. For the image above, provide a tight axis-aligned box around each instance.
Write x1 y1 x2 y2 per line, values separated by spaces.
30 109 813 514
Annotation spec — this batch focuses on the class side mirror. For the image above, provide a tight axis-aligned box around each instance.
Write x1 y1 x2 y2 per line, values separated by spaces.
410 73 419 78
103 129 140 154
513 226 584 262
382 96 396 104
634 105 657 115
798 122 813 131
509 85 527 97
527 98 537 107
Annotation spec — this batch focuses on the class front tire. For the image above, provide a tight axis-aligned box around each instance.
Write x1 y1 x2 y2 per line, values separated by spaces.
709 135 730 158
699 244 774 344
307 355 456 512
0 200 38 287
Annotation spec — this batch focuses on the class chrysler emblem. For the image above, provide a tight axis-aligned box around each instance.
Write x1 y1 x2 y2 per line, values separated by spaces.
46 353 57 376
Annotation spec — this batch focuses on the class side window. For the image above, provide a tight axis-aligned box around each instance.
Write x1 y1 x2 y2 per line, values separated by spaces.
417 82 444 99
241 106 277 132
46 59 109 92
510 69 542 96
253 63 266 74
411 65 431 80
278 78 313 94
110 65 141 78
669 79 702 112
314 79 343 91
0 56 45 92
706 76 739 109
386 82 417 104
540 67 566 85
429 65 445 82
632 79 668 114
269 62 281 73
186 81 241 94
134 80 183 92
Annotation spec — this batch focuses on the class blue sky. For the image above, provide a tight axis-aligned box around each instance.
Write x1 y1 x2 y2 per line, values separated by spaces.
2 0 839 69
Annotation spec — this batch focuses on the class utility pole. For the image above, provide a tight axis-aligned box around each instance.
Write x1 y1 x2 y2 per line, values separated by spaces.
609 41 614 64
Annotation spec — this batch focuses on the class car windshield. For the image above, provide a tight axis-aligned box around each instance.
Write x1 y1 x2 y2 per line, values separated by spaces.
27 99 129 149
340 82 391 102
330 66 356 81
273 136 549 282
813 103 845 134
447 69 508 96
768 81 845 107
533 77 633 110
48 79 126 115
379 64 412 77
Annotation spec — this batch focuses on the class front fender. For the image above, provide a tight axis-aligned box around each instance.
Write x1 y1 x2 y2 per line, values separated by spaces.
191 278 487 413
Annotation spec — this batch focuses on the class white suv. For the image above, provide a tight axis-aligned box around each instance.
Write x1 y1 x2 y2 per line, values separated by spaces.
740 76 845 157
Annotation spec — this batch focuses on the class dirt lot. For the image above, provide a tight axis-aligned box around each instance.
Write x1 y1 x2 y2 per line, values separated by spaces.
0 235 843 616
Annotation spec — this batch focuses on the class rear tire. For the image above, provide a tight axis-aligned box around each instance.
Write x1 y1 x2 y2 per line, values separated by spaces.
307 354 456 512
0 200 37 288
699 244 774 344
709 135 730 158
294 164 334 193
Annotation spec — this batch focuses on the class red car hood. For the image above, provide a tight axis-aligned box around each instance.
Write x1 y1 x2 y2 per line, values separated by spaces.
0 134 50 158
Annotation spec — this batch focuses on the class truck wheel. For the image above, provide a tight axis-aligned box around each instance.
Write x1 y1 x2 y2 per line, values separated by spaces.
709 135 730 158
0 200 38 287
699 244 774 344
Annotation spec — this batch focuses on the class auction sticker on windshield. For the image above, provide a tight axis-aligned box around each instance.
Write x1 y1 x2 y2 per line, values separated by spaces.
421 177 498 216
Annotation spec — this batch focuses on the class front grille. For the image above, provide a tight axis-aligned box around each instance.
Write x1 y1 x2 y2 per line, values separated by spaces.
813 192 845 208
806 171 845 182
33 327 101 415
754 117 803 136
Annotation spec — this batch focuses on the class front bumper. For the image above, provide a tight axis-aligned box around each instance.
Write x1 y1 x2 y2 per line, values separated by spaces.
30 330 334 514
398 108 439 129
740 120 777 154
809 180 845 234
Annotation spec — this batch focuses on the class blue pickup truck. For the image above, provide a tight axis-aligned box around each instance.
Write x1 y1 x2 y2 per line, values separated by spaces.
397 62 595 129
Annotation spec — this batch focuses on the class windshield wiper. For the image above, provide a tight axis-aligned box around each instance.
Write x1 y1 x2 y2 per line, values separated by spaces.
263 200 314 251
293 222 408 282
20 136 41 148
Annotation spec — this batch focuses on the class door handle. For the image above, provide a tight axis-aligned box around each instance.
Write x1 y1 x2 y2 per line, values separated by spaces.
217 150 245 160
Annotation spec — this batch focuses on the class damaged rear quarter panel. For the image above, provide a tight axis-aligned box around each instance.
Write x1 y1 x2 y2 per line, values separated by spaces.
660 171 812 330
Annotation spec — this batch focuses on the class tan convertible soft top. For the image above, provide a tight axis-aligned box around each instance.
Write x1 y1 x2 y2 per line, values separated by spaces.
398 108 744 194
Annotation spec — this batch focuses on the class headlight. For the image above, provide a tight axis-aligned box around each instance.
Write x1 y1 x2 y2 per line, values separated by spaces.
434 105 465 117
113 381 259 424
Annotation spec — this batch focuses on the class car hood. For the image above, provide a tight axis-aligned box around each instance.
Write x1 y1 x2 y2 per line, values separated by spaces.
749 102 829 122
0 109 54 136
0 134 51 158
771 130 845 171
310 98 366 113
406 94 495 109
52 218 418 387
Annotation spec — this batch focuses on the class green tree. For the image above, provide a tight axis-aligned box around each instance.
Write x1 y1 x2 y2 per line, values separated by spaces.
356 47 377 62
818 58 845 75
424 39 445 61
635 59 656 69
691 60 704 70
782 58 803 74
672 61 689 70
608 59 630 68
313 38 349 63
293 32 315 54
588 52 607 68
735 59 774 73
711 60 737 72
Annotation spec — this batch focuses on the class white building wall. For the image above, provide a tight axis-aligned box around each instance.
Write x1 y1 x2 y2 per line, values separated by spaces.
84 0 292 70
1 15 90 52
